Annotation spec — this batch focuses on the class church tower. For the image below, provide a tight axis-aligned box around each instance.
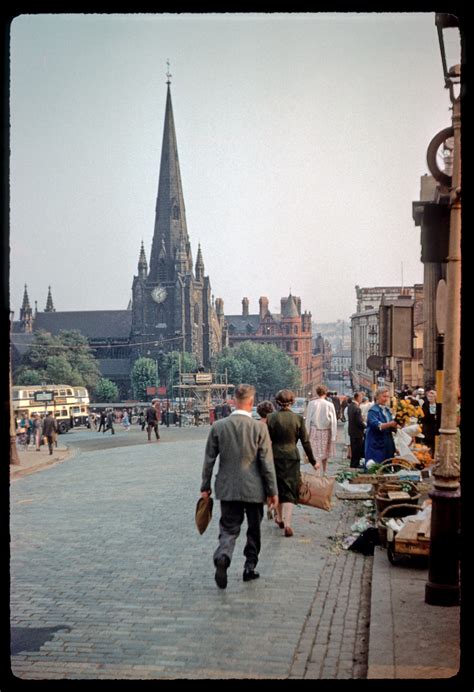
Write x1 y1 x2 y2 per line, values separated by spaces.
131 72 222 366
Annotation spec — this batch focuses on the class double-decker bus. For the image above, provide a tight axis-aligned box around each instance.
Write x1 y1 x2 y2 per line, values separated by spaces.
12 384 90 433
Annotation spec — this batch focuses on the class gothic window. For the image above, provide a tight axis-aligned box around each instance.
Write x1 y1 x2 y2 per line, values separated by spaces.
286 341 291 351
194 304 200 325
172 205 180 220
294 341 298 351
286 325 290 335
294 325 298 334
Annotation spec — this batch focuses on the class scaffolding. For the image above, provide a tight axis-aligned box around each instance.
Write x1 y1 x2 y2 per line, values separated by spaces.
173 369 234 423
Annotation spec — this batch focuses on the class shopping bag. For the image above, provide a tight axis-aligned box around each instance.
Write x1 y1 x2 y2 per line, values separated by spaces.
393 429 418 464
195 495 214 534
298 472 335 511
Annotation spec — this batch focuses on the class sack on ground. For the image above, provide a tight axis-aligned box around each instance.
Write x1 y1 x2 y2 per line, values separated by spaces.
195 496 213 534
298 472 335 511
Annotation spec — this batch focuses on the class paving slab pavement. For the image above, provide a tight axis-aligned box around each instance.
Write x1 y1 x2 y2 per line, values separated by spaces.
8 424 465 682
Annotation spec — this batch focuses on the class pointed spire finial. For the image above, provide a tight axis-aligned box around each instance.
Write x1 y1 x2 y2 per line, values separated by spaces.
166 59 172 85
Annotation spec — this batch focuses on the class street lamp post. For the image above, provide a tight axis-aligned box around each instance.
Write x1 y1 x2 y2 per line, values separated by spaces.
425 13 461 607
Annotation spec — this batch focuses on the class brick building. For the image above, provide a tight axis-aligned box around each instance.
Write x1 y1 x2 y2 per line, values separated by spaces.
225 295 322 396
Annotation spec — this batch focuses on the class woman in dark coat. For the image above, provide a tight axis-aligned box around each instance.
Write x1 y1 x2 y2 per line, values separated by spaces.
267 389 318 537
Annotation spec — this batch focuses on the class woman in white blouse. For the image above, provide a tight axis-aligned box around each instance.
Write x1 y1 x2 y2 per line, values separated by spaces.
305 385 338 477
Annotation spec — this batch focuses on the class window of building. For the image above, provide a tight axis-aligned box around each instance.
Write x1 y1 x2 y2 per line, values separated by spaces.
286 341 291 351
295 358 299 365
172 205 180 220
294 341 298 351
286 325 290 335
294 325 298 334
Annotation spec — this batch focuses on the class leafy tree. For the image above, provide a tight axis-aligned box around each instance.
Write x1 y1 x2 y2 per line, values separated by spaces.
158 351 198 389
15 367 45 385
14 328 101 390
131 357 158 400
214 341 301 399
93 378 119 403
44 355 76 384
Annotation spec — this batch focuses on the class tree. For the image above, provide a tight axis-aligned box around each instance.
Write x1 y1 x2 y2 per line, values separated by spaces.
93 378 119 403
45 355 75 384
15 368 45 385
159 351 198 389
13 328 101 390
131 357 158 401
214 341 301 399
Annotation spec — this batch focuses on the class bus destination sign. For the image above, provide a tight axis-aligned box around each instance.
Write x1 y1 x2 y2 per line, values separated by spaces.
34 390 54 402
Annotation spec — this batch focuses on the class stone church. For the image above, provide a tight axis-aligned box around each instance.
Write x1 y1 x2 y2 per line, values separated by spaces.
12 81 226 397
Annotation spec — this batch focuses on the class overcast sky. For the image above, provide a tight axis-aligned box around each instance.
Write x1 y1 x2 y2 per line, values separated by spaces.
9 12 459 323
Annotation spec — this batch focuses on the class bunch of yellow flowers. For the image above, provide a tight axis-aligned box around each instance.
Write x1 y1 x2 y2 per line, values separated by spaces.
393 398 424 427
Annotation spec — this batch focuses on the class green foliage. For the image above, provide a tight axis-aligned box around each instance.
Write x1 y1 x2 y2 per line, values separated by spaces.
93 378 119 403
131 357 158 400
158 351 198 388
15 367 45 385
14 329 101 389
214 341 301 399
45 355 76 384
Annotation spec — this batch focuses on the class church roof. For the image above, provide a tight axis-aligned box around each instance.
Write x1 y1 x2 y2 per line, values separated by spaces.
34 310 132 340
97 358 132 377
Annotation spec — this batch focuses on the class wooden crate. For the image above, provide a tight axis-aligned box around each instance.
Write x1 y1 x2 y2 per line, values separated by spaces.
393 515 430 557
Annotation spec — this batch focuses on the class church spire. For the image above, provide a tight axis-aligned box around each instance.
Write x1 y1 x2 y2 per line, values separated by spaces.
20 284 33 333
149 77 189 282
45 285 55 312
195 243 204 282
21 284 31 312
138 240 148 278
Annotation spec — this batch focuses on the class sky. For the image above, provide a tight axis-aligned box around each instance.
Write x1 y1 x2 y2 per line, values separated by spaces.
9 12 460 323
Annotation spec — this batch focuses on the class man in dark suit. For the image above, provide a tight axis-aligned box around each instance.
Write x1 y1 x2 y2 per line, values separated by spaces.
347 392 366 469
200 384 279 589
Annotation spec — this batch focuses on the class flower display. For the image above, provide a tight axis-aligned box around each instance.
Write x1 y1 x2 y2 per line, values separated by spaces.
393 398 424 428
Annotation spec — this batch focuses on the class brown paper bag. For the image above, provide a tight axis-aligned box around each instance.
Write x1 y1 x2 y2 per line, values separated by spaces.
298 472 335 511
195 496 214 534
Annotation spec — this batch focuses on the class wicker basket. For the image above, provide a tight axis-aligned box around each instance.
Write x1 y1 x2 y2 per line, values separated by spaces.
377 503 424 547
375 480 420 515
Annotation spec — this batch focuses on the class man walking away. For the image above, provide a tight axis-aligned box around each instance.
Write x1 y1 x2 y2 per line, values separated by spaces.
42 411 58 455
104 409 115 435
146 400 160 441
98 411 107 432
347 392 366 469
200 384 279 589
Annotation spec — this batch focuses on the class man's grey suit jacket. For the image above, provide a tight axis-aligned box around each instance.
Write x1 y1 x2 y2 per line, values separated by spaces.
201 413 278 502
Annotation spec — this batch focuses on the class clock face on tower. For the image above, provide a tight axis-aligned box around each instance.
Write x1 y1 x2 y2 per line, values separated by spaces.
151 286 167 303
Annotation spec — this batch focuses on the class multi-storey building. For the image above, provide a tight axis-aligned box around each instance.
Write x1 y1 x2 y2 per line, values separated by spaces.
225 295 322 396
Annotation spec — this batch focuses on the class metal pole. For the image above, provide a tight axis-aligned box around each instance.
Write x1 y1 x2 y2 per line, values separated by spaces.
425 92 461 606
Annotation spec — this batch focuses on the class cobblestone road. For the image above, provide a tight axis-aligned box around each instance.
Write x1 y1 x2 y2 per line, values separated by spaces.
10 426 372 680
